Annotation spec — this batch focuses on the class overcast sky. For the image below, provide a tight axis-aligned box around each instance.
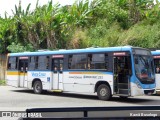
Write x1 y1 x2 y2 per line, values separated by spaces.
0 0 77 17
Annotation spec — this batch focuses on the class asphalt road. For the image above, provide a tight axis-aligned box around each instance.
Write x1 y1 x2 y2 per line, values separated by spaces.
1 86 160 119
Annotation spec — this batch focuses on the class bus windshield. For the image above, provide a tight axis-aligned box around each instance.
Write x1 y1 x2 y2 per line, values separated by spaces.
134 55 155 84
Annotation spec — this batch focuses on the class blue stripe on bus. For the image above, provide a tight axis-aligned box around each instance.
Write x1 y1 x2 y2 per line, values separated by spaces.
8 46 134 56
141 83 156 89
130 75 155 89
151 51 160 55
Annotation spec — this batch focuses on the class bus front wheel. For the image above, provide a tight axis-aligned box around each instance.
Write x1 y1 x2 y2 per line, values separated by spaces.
97 84 111 100
33 81 42 94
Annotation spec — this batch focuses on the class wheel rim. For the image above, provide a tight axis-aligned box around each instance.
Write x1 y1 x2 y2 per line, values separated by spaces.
100 88 107 97
35 83 40 92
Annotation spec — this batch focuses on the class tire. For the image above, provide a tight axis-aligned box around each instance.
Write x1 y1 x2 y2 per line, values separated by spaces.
33 81 42 94
97 84 111 100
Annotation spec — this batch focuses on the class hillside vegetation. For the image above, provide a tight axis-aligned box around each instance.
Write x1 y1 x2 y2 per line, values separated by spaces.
0 0 160 53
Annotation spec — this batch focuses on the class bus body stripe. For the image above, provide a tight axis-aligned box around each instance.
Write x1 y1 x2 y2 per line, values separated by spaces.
69 72 112 75
7 71 112 75
7 71 27 76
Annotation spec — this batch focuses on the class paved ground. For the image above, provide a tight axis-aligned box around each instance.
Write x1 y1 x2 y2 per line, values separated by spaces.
0 86 160 119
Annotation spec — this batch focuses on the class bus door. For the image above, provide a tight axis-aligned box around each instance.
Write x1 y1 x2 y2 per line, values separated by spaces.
52 55 64 90
153 58 160 90
18 57 28 88
113 52 131 96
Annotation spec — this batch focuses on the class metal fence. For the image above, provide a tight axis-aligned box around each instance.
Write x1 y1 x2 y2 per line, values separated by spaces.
0 54 7 80
19 106 160 120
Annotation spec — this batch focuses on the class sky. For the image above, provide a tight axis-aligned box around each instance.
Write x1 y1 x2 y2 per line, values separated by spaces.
0 0 77 18
0 0 159 18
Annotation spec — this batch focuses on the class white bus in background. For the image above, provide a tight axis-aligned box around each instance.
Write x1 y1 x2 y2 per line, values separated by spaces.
151 50 160 93
6 46 155 100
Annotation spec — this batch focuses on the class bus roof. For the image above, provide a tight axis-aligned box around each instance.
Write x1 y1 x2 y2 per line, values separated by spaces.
151 50 160 55
8 46 146 57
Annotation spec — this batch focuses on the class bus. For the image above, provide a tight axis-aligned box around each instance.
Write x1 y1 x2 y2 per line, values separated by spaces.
6 46 155 100
151 50 160 93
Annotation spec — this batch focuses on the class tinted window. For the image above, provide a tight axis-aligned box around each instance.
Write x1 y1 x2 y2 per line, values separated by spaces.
154 59 160 73
69 54 87 69
29 56 36 70
38 56 50 70
29 56 50 70
88 54 107 70
8 57 17 70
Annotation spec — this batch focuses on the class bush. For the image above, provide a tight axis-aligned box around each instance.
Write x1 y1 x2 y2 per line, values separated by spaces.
0 80 6 86
68 28 89 48
118 21 160 48
7 42 34 53
84 22 123 47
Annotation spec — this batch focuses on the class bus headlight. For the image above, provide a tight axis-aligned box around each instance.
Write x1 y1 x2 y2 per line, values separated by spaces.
135 81 142 89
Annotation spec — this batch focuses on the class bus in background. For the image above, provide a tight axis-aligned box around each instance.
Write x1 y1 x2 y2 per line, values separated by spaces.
6 46 155 100
151 50 160 93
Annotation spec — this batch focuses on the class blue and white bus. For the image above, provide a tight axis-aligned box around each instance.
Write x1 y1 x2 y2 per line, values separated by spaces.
6 46 155 100
151 50 160 93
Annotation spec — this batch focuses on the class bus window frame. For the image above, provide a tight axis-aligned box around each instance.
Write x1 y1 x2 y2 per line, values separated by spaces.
153 58 160 74
7 56 18 70
112 51 132 76
28 55 51 71
87 53 108 70
68 54 87 70
67 52 114 72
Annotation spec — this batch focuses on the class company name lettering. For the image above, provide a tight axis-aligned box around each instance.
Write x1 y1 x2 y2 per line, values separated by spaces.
31 72 46 78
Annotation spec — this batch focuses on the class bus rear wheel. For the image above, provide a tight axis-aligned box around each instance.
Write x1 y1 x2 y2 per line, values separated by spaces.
97 84 111 101
33 81 42 94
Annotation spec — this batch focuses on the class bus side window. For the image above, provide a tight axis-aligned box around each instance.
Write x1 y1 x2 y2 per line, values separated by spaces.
8 63 11 69
156 67 159 73
120 56 132 75
155 59 160 73
68 55 72 69
53 60 58 73
45 56 50 70
29 57 35 70
87 54 92 69
35 56 39 69
70 54 87 69
105 54 109 70
90 54 106 70
60 60 63 73
8 57 17 70
18 60 22 72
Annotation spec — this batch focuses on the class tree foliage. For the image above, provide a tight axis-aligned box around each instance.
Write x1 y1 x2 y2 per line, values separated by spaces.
0 0 160 53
